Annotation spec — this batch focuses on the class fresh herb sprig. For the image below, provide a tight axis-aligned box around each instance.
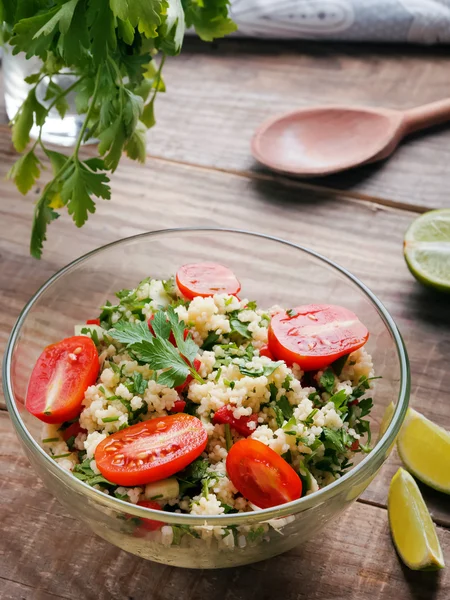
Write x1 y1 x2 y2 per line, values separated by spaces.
1 1 236 258
108 306 205 388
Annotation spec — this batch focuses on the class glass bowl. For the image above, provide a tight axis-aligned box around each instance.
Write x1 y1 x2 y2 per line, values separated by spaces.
3 228 410 569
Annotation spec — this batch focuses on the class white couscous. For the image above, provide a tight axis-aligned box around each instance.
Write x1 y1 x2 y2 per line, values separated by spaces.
26 263 377 547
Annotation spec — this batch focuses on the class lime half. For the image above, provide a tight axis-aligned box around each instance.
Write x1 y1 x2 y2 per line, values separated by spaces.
388 468 445 571
404 209 450 292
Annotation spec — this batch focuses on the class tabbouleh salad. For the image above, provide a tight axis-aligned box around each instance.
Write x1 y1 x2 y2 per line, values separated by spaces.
26 263 377 547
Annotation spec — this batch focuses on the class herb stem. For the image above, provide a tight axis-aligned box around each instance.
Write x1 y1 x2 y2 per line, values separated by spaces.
189 366 205 385
224 423 232 451
74 68 102 158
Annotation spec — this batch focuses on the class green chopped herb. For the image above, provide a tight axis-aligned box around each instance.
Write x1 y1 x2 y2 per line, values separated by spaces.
229 314 252 339
150 494 164 500
52 453 72 459
132 371 148 395
42 437 60 443
329 389 348 412
286 309 297 317
331 354 349 376
66 435 76 451
304 408 319 425
224 423 233 451
214 368 222 383
202 332 220 351
102 416 120 423
277 395 293 420
246 301 257 310
319 369 335 394
248 526 266 542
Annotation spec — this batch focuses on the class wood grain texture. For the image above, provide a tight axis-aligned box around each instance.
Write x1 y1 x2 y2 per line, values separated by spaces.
1 412 449 600
2 41 450 211
142 39 450 210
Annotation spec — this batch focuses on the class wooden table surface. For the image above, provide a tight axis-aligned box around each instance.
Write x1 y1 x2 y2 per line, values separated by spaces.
1 39 450 600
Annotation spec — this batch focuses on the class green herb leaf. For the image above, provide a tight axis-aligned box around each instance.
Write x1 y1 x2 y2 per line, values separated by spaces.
331 354 349 376
319 368 335 394
277 395 293 421
7 150 41 194
109 320 154 346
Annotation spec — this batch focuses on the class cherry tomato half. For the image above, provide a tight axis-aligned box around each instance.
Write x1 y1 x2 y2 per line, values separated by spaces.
95 414 207 486
26 336 99 424
213 406 258 437
176 263 241 300
268 304 369 371
226 439 302 509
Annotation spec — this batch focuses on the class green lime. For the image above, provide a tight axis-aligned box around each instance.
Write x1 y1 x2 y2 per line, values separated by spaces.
404 209 450 293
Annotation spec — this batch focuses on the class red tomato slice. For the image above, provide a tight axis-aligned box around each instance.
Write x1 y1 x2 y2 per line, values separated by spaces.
176 263 241 300
226 439 302 509
62 421 86 442
86 318 100 326
213 406 258 437
175 358 201 394
95 414 207 486
26 336 99 424
259 345 274 360
171 400 186 413
268 304 369 371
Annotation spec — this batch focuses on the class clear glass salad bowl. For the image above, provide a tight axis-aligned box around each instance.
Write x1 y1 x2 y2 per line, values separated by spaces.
3 228 410 569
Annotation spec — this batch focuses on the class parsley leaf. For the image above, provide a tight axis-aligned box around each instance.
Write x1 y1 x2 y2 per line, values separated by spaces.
319 368 335 394
109 320 154 346
331 354 349 376
7 150 41 195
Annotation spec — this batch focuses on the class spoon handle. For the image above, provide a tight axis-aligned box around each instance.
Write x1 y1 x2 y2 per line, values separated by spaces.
403 99 450 135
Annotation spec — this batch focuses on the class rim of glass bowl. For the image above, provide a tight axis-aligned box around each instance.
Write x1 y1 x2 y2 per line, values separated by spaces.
3 228 410 526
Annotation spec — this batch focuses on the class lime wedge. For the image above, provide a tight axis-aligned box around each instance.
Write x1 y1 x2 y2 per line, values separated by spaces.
397 408 450 494
388 468 445 571
404 209 450 292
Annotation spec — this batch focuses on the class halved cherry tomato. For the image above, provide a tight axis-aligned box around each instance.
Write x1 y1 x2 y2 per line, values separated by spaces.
171 400 186 413
226 439 302 509
259 345 274 360
350 440 360 451
268 304 369 372
62 421 86 442
86 318 100 326
175 358 202 394
213 406 258 437
134 500 163 533
95 414 207 486
26 336 99 424
176 263 241 300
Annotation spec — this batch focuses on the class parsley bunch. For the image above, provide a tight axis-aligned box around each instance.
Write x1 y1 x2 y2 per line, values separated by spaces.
0 1 236 258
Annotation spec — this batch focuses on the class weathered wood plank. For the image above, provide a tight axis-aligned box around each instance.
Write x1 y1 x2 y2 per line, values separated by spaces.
0 412 448 600
0 146 449 527
2 40 450 210
144 39 450 210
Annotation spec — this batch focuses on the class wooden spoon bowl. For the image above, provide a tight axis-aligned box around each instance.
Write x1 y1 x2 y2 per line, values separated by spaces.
251 100 450 177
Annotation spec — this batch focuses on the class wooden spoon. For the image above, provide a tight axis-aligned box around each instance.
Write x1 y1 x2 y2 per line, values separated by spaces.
251 99 450 177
